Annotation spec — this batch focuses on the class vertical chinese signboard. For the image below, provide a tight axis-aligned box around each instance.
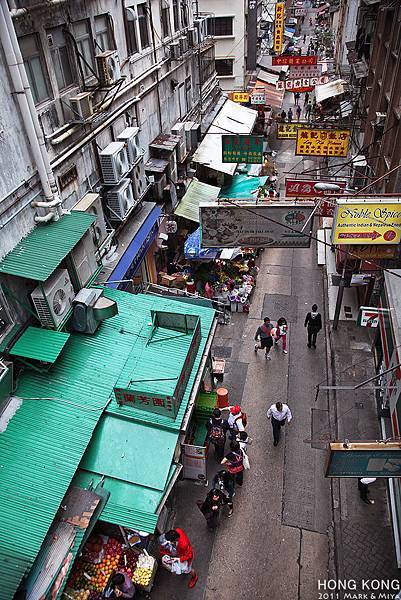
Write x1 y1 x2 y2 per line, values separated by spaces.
222 135 264 163
274 2 285 54
247 0 258 71
295 128 351 157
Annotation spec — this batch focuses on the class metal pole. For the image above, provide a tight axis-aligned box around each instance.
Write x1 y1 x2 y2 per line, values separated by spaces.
333 257 346 331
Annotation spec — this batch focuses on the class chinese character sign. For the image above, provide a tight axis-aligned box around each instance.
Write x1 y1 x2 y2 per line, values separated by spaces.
285 178 346 196
251 91 266 105
295 128 351 157
277 123 304 139
274 2 285 54
222 134 264 163
272 55 318 66
287 64 322 79
276 75 328 91
232 92 250 103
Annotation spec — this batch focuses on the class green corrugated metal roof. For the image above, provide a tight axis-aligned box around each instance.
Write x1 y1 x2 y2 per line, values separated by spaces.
174 179 220 222
0 212 96 281
0 290 215 600
9 327 70 363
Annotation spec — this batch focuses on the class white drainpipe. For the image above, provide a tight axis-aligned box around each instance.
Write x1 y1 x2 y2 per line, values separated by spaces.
0 2 62 222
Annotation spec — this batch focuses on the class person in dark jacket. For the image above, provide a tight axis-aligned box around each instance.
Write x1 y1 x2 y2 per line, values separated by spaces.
254 316 274 359
206 408 229 461
304 304 322 348
212 470 235 517
197 488 229 529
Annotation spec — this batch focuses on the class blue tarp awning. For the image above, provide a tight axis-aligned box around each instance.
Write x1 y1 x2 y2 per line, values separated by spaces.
184 227 220 260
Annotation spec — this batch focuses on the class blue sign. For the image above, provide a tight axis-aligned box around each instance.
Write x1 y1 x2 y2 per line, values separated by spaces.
326 443 401 477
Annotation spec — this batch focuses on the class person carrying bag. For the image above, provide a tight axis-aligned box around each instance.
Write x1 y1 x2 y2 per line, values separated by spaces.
221 441 245 486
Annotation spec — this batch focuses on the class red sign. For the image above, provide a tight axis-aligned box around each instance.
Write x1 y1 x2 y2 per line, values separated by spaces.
285 179 346 198
272 55 318 66
338 231 382 241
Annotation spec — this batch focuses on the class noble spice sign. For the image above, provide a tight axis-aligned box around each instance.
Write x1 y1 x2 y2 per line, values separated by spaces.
273 2 285 54
332 199 401 245
295 128 351 157
222 134 264 164
272 55 318 66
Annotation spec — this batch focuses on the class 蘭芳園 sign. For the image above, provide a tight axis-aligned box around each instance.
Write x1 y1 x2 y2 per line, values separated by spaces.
222 134 263 164
199 202 314 248
285 178 346 196
273 2 285 54
326 442 401 477
333 199 401 245
232 91 250 103
272 55 318 66
295 128 350 157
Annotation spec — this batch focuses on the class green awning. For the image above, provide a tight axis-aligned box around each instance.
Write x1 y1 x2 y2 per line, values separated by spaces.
0 212 96 281
9 327 70 363
174 179 220 222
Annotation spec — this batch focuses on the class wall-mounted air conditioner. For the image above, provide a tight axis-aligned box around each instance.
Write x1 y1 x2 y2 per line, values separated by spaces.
171 122 187 162
96 50 121 86
72 192 108 248
169 42 180 60
117 126 143 166
99 141 129 185
149 173 167 200
70 231 99 289
187 27 197 47
184 122 200 153
69 92 93 121
179 36 189 55
194 17 208 43
107 178 136 220
31 269 75 329
131 160 149 200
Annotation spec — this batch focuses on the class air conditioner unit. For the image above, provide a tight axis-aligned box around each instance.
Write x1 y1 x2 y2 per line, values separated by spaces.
131 159 149 200
72 192 108 248
179 36 189 55
171 122 187 162
194 17 208 42
70 92 93 121
96 50 121 86
184 121 200 152
117 126 143 166
375 112 386 126
70 231 99 288
187 27 197 47
107 178 136 220
150 173 167 200
169 42 180 60
100 141 129 185
31 269 75 329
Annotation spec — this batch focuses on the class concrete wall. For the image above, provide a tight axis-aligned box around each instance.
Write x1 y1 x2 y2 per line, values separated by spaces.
339 0 359 67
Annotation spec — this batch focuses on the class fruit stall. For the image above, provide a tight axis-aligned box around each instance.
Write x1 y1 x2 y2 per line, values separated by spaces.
62 527 157 599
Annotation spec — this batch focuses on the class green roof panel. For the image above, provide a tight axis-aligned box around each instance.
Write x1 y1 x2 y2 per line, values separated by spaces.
10 326 70 363
0 212 96 281
174 179 220 222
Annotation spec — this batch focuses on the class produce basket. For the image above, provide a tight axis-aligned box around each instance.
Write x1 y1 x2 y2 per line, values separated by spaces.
134 560 158 593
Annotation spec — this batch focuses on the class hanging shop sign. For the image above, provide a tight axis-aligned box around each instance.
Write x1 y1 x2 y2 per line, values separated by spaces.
287 64 322 79
332 199 401 245
276 75 329 91
232 91 250 103
285 178 346 196
326 442 401 477
272 55 318 66
345 244 398 260
251 91 266 105
294 7 306 15
357 306 380 328
295 128 351 157
222 134 264 164
277 123 305 139
199 202 314 248
273 2 285 54
247 0 258 71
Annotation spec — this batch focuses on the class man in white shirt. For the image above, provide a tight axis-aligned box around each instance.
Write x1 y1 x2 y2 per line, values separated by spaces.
266 401 292 446
358 477 376 505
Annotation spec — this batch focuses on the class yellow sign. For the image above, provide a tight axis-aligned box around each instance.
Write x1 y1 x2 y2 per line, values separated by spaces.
232 92 250 103
295 128 350 157
277 123 305 139
274 2 285 54
333 200 401 245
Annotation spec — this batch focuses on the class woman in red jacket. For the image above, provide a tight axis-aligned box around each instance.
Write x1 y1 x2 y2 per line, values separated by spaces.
159 528 198 588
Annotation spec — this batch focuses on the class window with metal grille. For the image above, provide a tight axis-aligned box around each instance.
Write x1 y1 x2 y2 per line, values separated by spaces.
138 3 150 49
207 16 234 36
160 0 171 38
172 0 180 31
19 33 51 104
215 58 234 76
47 27 74 91
200 47 215 84
95 14 113 51
73 19 95 79
125 7 139 55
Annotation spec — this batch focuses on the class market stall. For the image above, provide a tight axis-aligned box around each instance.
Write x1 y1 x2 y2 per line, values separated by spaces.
181 391 217 481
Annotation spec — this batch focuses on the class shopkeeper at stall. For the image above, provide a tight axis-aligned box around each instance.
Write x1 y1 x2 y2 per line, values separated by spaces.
110 572 136 598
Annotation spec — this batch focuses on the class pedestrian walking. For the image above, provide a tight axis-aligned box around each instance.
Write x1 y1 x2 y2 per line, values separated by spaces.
304 303 322 348
309 17 313 26
280 109 287 122
267 401 293 446
274 317 288 354
305 101 312 121
206 407 229 462
212 470 235 517
221 440 245 486
358 478 376 505
197 488 228 529
303 33 306 43
296 105 302 121
224 404 247 440
254 316 274 359
294 92 300 106
287 107 293 123
159 529 198 588
301 15 305 24
237 430 251 453
304 92 309 105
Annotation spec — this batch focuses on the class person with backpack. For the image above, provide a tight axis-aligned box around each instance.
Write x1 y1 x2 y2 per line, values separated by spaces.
304 303 322 348
212 470 235 517
254 316 274 359
275 316 288 354
206 408 229 461
197 488 229 529
223 405 247 440
221 440 245 486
